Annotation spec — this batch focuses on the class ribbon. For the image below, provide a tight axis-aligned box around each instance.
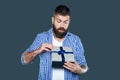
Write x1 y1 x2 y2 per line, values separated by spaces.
52 47 73 62
58 47 65 62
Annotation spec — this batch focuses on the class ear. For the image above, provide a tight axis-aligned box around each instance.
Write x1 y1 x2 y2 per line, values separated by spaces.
52 17 54 24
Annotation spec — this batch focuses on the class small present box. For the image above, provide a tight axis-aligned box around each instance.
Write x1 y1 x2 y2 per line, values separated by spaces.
51 46 75 68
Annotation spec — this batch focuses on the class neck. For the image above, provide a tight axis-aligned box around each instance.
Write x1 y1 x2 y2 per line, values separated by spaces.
53 32 64 42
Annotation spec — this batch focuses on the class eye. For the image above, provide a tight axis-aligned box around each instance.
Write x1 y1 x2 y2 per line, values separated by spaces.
64 20 70 24
64 21 69 24
56 20 61 23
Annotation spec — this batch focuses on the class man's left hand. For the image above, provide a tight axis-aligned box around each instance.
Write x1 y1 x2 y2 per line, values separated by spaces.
63 62 86 74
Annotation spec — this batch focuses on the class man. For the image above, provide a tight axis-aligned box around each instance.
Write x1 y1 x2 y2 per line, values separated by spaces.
21 5 88 80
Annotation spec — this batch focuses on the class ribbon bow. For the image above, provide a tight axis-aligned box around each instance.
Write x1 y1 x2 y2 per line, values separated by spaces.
52 47 73 62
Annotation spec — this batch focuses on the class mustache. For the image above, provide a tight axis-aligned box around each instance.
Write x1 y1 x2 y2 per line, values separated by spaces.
57 27 66 31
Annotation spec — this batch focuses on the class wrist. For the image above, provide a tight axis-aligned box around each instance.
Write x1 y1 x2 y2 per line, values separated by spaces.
32 50 39 57
79 66 88 74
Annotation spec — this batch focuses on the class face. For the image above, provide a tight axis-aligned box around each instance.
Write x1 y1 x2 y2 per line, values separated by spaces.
52 14 70 38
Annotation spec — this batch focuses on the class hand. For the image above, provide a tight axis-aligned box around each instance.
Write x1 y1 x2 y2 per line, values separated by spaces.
63 62 84 74
35 43 54 54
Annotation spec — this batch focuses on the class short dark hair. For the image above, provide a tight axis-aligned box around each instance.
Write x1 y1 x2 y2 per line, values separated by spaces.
54 5 70 16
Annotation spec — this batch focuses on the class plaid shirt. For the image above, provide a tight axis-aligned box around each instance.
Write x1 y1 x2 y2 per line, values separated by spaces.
21 28 88 80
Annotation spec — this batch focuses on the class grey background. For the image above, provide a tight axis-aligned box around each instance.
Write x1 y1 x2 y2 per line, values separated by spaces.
0 0 120 80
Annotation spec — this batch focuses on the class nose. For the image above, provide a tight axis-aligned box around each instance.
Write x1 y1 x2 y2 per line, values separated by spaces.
60 22 64 28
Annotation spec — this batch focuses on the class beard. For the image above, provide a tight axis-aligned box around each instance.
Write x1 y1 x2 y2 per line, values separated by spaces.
53 25 68 39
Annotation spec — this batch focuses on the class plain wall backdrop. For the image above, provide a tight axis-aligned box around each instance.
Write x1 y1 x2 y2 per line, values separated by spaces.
0 0 120 80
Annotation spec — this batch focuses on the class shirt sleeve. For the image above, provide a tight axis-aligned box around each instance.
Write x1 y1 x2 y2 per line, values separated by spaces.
74 36 89 71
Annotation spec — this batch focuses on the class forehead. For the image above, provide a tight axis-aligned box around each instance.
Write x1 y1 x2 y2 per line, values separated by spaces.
54 14 70 21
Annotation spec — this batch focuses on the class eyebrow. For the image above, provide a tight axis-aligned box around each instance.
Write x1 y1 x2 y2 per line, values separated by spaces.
56 18 70 22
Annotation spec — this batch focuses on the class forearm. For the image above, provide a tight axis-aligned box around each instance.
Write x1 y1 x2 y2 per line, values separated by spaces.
21 43 53 64
23 50 39 64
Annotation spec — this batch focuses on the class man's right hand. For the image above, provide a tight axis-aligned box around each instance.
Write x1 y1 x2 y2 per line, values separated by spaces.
35 43 54 55
23 43 54 64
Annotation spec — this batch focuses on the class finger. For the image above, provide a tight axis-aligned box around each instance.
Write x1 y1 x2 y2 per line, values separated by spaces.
45 47 52 50
43 44 54 50
63 65 73 71
64 62 75 67
64 62 74 69
44 43 53 47
43 48 52 51
41 47 51 52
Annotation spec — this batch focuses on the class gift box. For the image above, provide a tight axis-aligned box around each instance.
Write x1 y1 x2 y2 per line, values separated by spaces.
51 46 75 68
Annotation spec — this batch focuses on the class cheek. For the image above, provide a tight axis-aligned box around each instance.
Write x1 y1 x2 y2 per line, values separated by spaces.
54 22 61 28
64 24 69 29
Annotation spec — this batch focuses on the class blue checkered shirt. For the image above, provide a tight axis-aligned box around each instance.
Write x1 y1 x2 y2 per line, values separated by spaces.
21 28 88 80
